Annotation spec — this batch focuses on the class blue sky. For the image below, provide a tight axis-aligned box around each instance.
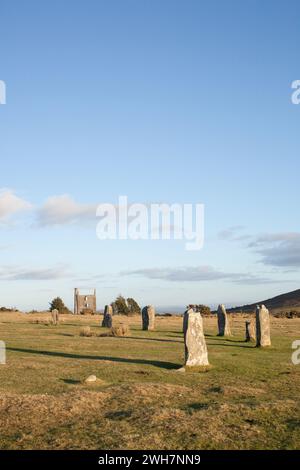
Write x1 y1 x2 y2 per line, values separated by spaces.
1 0 300 311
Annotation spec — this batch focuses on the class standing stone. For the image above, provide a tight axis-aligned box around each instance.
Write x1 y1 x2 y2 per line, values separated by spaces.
182 308 188 332
217 304 231 336
183 309 209 367
245 320 256 342
142 305 155 331
51 308 59 325
182 305 196 332
0 340 5 365
256 305 271 347
102 305 113 328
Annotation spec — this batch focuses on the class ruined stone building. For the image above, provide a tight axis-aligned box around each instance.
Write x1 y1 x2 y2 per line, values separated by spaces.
74 288 96 315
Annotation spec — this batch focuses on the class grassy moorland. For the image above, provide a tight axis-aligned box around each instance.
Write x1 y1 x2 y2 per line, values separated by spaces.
0 312 299 450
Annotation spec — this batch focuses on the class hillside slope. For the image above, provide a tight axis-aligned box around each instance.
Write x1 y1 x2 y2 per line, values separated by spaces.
228 288 300 313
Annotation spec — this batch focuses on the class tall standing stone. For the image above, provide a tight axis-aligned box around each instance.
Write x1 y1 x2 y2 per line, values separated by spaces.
217 304 231 336
142 305 155 331
245 320 256 342
102 305 113 328
256 305 271 347
51 308 59 325
183 309 209 368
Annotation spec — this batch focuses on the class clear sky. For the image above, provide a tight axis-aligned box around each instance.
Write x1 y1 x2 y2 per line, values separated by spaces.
1 0 300 311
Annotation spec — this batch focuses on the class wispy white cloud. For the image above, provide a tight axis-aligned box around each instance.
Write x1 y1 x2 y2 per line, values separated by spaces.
0 264 72 281
219 227 300 269
36 194 98 227
217 225 250 241
249 232 300 267
0 189 32 222
122 265 229 282
121 265 285 285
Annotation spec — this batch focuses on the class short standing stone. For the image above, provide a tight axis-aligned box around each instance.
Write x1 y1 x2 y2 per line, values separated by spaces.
217 304 231 336
256 305 271 347
51 308 59 325
245 320 256 342
102 305 113 328
84 375 97 383
183 309 209 367
142 305 155 331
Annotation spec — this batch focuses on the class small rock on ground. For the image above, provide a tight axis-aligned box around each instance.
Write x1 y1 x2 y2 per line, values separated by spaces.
84 375 97 383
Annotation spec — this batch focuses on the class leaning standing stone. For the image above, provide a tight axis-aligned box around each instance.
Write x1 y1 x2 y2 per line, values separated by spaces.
183 309 209 368
142 306 155 330
217 304 231 336
102 305 113 328
245 320 256 342
256 305 271 347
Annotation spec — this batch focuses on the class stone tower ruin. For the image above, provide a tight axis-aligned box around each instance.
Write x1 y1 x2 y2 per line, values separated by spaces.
74 288 96 315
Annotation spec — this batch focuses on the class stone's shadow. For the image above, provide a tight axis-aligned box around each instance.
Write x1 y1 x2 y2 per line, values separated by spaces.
206 342 254 349
57 333 75 337
154 329 181 334
164 333 183 339
222 338 246 343
131 328 180 336
61 323 98 327
7 347 179 370
60 378 81 385
124 336 182 344
205 334 245 343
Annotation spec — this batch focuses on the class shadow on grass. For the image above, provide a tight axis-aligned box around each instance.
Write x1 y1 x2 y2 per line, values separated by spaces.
222 338 248 343
60 323 100 328
206 341 254 349
57 333 75 337
286 418 300 430
131 328 181 336
60 378 81 385
123 336 182 344
184 402 210 414
163 335 183 341
207 336 245 343
105 410 132 421
7 347 179 370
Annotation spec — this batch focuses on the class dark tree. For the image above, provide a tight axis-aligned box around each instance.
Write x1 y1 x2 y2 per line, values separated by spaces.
112 295 130 316
49 297 71 314
197 304 211 316
127 297 141 315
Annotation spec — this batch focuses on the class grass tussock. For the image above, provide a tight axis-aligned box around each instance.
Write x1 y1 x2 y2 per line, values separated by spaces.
110 325 130 337
99 325 130 337
79 326 93 337
79 325 130 338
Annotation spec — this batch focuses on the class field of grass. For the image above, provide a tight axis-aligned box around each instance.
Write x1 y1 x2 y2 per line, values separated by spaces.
0 311 299 450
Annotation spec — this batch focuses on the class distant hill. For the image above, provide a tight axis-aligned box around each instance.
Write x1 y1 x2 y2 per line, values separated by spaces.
228 288 300 313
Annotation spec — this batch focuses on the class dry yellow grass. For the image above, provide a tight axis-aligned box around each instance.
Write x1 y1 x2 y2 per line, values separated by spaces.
0 312 299 449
